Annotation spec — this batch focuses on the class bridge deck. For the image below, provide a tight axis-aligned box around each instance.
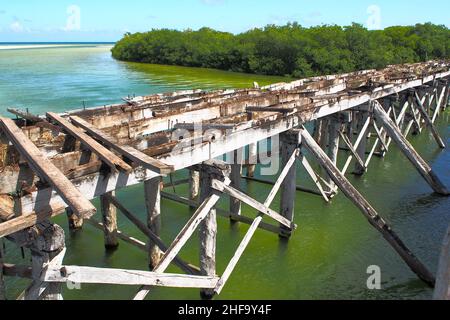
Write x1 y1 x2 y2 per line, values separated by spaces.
0 60 449 300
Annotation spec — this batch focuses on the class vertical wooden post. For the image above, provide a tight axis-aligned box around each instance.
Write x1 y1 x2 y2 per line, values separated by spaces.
354 109 369 175
0 240 5 300
144 177 163 269
230 149 242 222
199 160 229 299
319 118 329 150
373 101 448 195
345 112 354 142
434 223 450 300
313 119 323 143
101 191 119 249
66 207 83 231
279 131 300 238
31 222 65 300
247 142 257 177
327 115 340 190
188 170 200 205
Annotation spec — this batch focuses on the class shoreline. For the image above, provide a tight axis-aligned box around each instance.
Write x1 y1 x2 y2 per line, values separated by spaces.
0 44 114 50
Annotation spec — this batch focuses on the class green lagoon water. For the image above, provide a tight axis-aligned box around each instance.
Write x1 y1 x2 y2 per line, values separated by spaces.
1 44 449 300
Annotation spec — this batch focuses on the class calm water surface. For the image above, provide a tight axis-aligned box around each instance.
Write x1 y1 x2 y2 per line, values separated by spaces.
0 44 449 300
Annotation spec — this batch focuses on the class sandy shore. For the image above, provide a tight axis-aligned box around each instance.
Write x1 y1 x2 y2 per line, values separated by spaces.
0 44 113 50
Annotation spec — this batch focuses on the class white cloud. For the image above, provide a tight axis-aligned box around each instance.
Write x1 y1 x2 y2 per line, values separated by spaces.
10 21 25 32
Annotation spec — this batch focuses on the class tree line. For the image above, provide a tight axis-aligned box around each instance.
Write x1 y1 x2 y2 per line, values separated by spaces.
111 23 450 78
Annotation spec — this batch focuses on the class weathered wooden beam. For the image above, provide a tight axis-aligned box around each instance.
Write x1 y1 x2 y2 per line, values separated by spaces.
46 112 132 173
7 108 43 123
327 116 340 192
0 117 96 219
43 265 219 288
279 131 301 237
211 179 295 230
229 149 243 223
413 91 446 149
300 127 435 287
198 162 224 299
144 177 163 269
373 101 448 195
246 106 295 114
434 223 450 300
174 123 236 131
1 263 33 279
70 115 173 174
354 110 370 175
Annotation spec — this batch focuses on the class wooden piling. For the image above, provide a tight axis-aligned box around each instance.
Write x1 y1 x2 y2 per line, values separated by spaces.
199 161 229 299
373 101 448 195
25 222 66 300
230 149 243 222
101 191 119 249
66 207 83 231
144 177 163 269
279 131 301 238
188 170 200 205
300 127 435 287
327 115 340 190
247 143 257 177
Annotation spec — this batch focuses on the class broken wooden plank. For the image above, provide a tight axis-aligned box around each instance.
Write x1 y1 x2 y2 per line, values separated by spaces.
7 108 43 123
0 117 96 219
70 116 173 174
46 112 132 173
0 204 66 238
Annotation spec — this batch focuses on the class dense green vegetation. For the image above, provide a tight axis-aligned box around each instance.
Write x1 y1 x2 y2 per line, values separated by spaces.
112 23 450 78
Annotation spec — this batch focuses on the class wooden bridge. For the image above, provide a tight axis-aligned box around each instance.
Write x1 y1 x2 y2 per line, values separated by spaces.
0 60 449 300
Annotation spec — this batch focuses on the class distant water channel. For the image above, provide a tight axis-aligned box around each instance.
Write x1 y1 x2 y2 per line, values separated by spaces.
0 44 449 300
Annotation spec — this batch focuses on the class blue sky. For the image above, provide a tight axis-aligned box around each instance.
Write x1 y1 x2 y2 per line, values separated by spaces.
0 0 449 42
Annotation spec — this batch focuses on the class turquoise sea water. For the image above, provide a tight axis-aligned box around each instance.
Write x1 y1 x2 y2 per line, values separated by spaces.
0 44 449 300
